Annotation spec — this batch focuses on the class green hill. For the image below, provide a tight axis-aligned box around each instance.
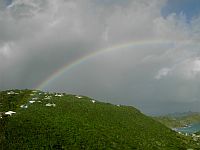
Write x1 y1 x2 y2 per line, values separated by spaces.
0 90 199 149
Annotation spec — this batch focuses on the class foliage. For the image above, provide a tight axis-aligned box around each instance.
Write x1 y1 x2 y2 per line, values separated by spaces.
0 90 199 149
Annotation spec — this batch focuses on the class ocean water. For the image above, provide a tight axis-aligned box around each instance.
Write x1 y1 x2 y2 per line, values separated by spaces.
175 122 200 134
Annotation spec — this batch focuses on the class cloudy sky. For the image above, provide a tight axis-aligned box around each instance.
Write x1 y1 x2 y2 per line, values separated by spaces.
1 0 200 115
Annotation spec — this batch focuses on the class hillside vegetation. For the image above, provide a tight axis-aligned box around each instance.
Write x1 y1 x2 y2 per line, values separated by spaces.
0 90 199 149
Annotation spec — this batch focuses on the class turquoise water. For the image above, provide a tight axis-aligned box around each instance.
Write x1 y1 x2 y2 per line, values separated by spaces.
175 123 200 134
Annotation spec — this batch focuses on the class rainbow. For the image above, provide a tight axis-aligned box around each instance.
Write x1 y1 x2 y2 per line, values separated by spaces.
35 40 174 90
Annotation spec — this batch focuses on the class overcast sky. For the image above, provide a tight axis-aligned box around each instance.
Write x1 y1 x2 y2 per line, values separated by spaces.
1 0 200 115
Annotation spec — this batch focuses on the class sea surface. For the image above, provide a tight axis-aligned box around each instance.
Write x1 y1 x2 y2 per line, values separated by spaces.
175 122 200 134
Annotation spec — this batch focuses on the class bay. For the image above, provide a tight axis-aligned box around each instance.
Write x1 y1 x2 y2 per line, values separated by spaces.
175 122 200 134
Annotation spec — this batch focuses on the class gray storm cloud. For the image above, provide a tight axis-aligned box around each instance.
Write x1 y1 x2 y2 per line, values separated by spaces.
1 0 200 114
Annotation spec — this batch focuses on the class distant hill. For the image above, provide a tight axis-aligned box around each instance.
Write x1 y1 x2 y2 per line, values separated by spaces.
165 111 200 118
0 90 199 149
154 112 200 128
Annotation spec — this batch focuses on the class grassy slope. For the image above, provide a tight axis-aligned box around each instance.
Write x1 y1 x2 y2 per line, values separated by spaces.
0 90 199 149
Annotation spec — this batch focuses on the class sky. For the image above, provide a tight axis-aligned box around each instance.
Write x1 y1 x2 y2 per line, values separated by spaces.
162 0 200 21
1 0 200 115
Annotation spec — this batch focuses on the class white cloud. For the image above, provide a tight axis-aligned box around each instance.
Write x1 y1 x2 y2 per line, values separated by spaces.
177 58 200 79
155 68 171 79
0 43 11 58
155 57 200 80
192 59 200 73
